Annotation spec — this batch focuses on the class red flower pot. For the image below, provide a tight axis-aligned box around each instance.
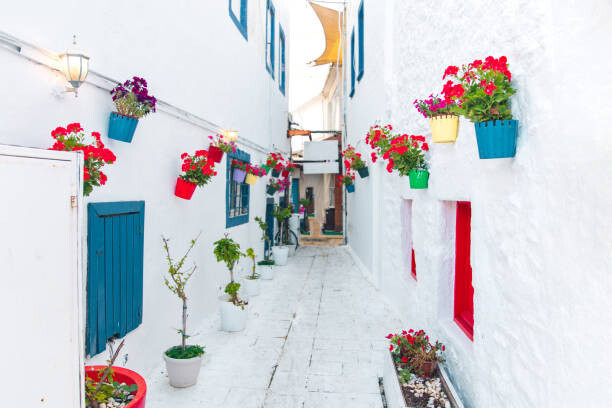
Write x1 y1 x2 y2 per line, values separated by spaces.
208 145 224 163
281 169 290 177
85 365 147 408
175 178 197 200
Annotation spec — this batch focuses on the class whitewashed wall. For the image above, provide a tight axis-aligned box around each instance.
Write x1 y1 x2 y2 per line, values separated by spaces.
0 0 290 375
345 0 612 407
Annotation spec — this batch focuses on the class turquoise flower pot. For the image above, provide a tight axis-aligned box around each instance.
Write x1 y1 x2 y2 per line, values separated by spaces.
346 184 355 193
108 112 139 143
474 119 518 159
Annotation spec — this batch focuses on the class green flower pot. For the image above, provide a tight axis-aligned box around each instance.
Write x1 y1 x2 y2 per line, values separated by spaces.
408 170 429 189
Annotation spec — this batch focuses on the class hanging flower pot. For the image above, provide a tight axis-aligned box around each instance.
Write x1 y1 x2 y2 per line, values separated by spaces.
208 145 224 163
108 76 156 143
232 168 247 183
108 112 139 143
474 119 518 159
245 174 258 185
262 164 271 173
272 168 281 177
266 184 279 196
175 178 197 200
357 166 369 178
430 115 459 143
346 184 355 193
281 169 289 177
409 169 429 189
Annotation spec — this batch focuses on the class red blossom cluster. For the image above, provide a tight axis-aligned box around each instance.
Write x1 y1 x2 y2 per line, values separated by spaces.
246 164 267 177
49 123 116 196
179 150 217 187
336 171 355 187
231 159 248 171
266 152 285 170
383 134 429 174
342 145 366 170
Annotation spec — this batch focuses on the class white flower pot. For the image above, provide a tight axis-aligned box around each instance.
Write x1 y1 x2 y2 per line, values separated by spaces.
243 277 260 297
288 245 296 257
289 214 300 244
163 349 204 388
259 265 274 280
220 299 247 332
272 246 289 265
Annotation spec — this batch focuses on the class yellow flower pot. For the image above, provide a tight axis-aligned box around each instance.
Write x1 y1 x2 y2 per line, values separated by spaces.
430 115 459 143
245 174 258 186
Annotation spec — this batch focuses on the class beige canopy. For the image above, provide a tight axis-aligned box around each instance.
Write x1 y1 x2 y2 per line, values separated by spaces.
310 2 344 66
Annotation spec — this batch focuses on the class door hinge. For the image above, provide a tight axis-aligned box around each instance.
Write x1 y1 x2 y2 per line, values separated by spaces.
71 195 77 208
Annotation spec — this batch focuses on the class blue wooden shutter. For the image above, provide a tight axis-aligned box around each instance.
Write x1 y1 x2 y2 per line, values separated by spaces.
292 178 299 211
358 2 364 81
350 29 355 97
87 201 145 356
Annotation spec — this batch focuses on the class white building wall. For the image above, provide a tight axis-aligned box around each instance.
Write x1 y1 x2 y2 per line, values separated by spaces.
0 0 290 376
345 1 612 407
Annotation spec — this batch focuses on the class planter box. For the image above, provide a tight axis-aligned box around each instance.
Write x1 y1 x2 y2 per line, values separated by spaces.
474 119 518 159
174 178 197 200
357 166 369 178
430 115 459 143
383 352 463 408
108 112 139 143
208 145 224 163
85 365 147 408
408 170 429 189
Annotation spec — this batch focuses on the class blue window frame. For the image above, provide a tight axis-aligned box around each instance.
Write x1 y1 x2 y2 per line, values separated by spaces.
226 149 251 228
279 26 286 95
266 0 276 78
357 2 364 81
87 201 145 356
350 28 355 98
229 0 248 40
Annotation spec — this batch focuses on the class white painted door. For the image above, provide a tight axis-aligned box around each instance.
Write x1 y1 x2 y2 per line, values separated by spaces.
0 145 83 408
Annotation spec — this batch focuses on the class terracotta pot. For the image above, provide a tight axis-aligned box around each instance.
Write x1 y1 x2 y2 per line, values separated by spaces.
174 178 197 200
208 145 224 163
420 361 438 377
85 365 147 407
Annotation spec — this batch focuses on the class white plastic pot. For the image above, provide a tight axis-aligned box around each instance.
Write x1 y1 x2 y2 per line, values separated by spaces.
259 265 274 280
289 214 300 244
288 245 296 257
272 246 289 265
220 299 247 332
163 349 204 388
243 277 260 297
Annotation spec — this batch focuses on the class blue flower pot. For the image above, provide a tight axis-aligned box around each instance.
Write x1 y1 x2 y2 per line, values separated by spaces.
474 119 518 159
108 112 139 143
346 184 355 193
357 167 369 178
233 168 247 183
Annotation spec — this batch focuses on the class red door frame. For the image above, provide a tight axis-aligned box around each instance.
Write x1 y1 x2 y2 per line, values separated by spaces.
454 201 474 341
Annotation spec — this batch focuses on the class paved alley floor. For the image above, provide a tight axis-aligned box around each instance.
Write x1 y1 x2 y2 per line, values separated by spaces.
147 246 402 408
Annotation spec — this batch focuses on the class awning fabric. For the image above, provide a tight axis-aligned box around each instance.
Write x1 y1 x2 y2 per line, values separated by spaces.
310 2 343 66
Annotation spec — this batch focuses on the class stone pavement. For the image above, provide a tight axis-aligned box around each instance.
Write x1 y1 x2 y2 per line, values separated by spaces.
147 246 402 408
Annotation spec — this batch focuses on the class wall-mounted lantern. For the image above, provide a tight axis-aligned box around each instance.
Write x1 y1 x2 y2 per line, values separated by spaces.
59 35 89 96
223 129 239 142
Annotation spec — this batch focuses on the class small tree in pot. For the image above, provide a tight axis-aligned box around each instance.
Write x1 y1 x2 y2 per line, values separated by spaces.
255 216 275 279
272 205 291 265
162 234 206 388
213 235 248 332
242 248 260 297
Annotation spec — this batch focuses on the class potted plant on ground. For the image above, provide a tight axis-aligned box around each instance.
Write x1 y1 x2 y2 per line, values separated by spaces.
49 123 116 196
384 330 455 408
207 134 237 163
85 339 147 408
175 150 217 200
414 93 461 143
213 235 248 332
161 234 206 388
231 159 248 183
255 216 275 279
443 56 517 158
245 164 267 186
337 172 356 193
272 205 291 265
242 248 260 297
343 145 369 178
266 179 282 196
382 134 430 189
108 76 156 143
265 152 285 177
